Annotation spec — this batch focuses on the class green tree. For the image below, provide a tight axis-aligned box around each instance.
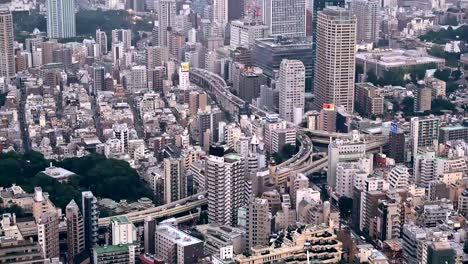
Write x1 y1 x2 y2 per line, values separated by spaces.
452 70 462 81
434 69 452 82
280 144 296 159
431 98 456 114
402 97 414 115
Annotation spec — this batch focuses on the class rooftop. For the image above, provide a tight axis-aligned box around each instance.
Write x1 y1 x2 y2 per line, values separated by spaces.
156 224 202 247
110 216 130 225
93 242 139 255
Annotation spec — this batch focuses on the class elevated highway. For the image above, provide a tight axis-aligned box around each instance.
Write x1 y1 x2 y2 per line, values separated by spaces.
98 192 207 227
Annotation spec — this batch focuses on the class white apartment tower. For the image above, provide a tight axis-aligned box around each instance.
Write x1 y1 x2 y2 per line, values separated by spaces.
388 165 410 190
46 0 76 38
213 0 228 26
263 0 306 37
111 29 132 51
206 153 246 226
158 0 176 47
410 116 440 157
351 0 379 43
278 59 305 124
0 10 15 78
313 7 357 113
96 29 108 56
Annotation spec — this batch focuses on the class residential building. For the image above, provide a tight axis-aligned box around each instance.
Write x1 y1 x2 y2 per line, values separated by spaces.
0 237 44 264
313 7 357 113
410 116 440 156
158 0 176 47
111 216 137 245
0 10 15 78
355 83 384 117
66 200 85 264
82 191 99 253
93 242 138 264
278 59 305 124
46 0 76 38
111 29 131 51
37 211 60 259
155 224 204 264
246 198 270 251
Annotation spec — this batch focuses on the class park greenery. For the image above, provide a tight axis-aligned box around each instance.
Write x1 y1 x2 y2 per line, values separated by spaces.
419 25 468 44
13 9 154 44
366 63 437 87
0 151 153 210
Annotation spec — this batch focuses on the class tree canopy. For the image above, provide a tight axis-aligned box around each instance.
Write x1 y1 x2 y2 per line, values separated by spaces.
419 25 468 44
0 152 153 209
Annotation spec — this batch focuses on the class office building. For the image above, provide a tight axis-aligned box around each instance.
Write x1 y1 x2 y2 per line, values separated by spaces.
37 211 60 259
158 0 176 47
351 0 379 43
93 66 105 92
144 217 156 254
164 157 187 204
155 224 204 264
271 127 296 153
196 224 245 255
313 7 356 113
410 116 440 156
197 108 224 148
355 83 384 117
238 69 265 104
278 59 305 124
82 191 99 253
52 46 72 69
179 62 190 90
111 29 132 51
66 200 85 264
246 198 270 251
0 237 44 263
335 162 364 198
328 132 367 187
253 37 313 85
93 242 138 264
46 0 76 38
359 177 389 233
263 0 306 37
389 130 406 163
0 10 15 78
148 66 165 92
402 225 427 264
206 152 246 226
96 29 108 55
230 19 268 49
439 125 468 144
110 216 137 245
131 65 148 92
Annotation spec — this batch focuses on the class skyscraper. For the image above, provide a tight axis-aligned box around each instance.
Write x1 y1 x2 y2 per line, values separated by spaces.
82 191 99 253
263 0 306 37
313 7 356 113
0 10 15 78
158 0 176 47
66 200 85 264
278 59 305 124
351 0 379 44
213 0 228 26
46 0 76 38
164 157 187 204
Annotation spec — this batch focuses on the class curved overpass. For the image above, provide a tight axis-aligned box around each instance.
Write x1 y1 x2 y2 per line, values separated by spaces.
98 192 207 227
189 68 312 171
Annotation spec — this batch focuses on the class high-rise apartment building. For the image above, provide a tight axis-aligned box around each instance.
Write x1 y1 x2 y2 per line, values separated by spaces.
158 0 176 47
82 191 99 253
46 0 76 38
313 7 356 113
164 157 187 204
0 237 44 263
410 116 440 156
96 29 108 55
66 200 85 264
263 0 306 37
93 66 105 92
131 65 148 92
246 198 270 251
206 152 246 226
351 0 379 43
113 123 130 153
278 59 305 124
37 211 60 259
111 29 132 51
0 10 15 78
230 20 268 49
213 0 228 26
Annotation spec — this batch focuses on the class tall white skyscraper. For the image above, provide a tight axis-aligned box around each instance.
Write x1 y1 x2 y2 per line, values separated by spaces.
263 0 306 37
0 10 15 78
213 0 228 26
351 0 379 44
158 0 176 47
278 59 305 124
313 7 356 113
46 0 76 38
